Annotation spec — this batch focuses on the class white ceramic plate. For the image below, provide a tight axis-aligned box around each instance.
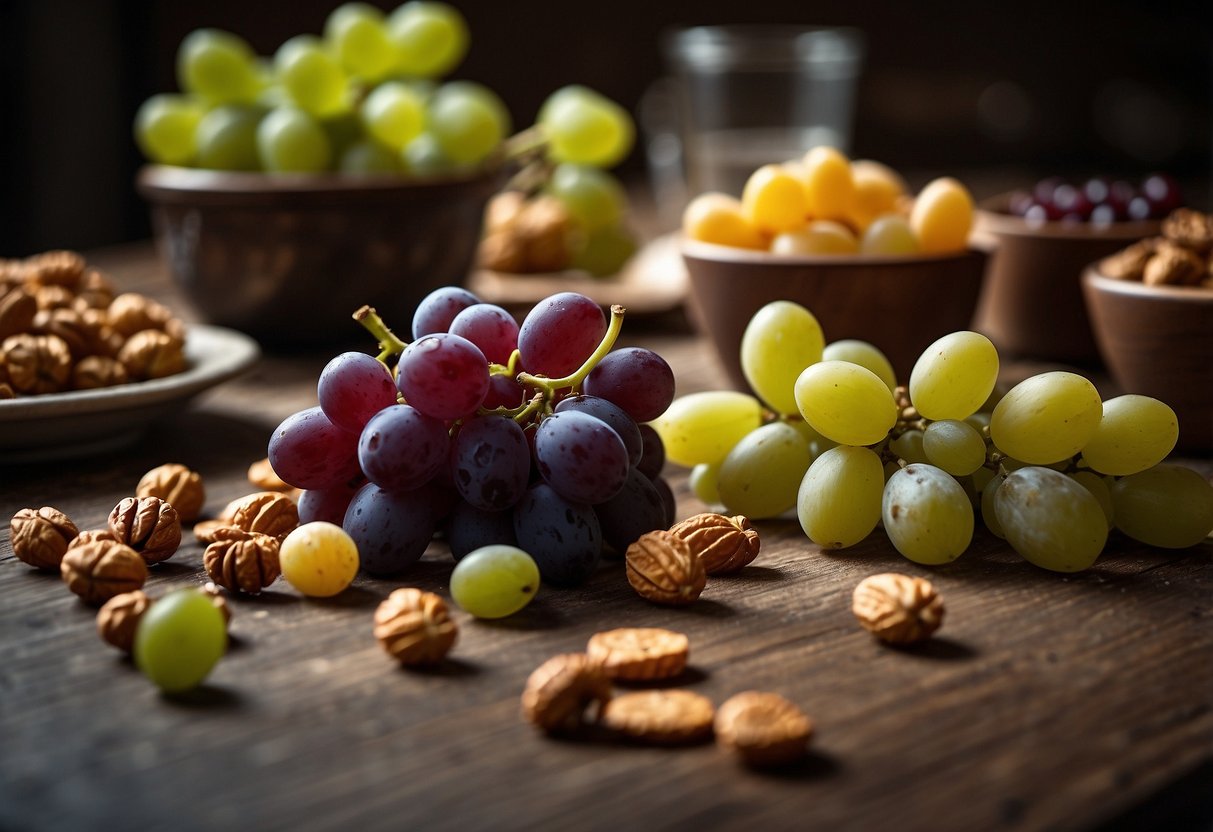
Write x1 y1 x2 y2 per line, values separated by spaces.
0 325 260 462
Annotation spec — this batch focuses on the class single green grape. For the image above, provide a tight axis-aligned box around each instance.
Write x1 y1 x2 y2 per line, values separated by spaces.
427 81 509 165
195 105 263 170
908 330 999 421
689 463 721 505
339 139 404 173
275 35 349 117
923 419 987 476
1079 395 1179 476
994 466 1107 572
539 85 634 168
546 164 625 231
570 224 636 277
325 3 398 82
135 94 205 165
882 464 974 564
990 372 1102 464
134 589 228 694
822 339 896 392
1110 464 1213 549
859 214 919 256
401 131 453 174
361 81 427 151
652 391 763 467
980 471 1007 538
322 110 364 158
1070 471 1115 528
717 422 813 518
889 429 929 465
388 1 469 78
257 107 332 172
450 544 540 619
176 29 262 105
741 300 824 415
280 522 360 597
795 361 897 447
797 445 884 549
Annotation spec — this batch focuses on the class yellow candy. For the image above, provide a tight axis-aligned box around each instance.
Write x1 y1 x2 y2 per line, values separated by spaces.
850 159 908 229
910 177 974 254
683 192 766 249
860 214 920 256
799 146 855 221
280 521 360 598
742 164 810 234
771 220 858 256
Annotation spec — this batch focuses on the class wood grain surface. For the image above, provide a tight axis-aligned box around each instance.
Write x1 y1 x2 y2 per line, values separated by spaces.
1 246 1210 832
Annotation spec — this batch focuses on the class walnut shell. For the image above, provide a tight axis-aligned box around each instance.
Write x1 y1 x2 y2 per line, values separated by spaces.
1 333 72 394
229 491 299 540
373 588 459 666
668 513 761 575
61 539 148 605
108 496 182 564
118 329 187 380
520 653 612 735
203 528 281 594
625 530 706 606
96 590 153 652
715 691 814 767
136 463 206 523
10 507 79 570
852 573 945 645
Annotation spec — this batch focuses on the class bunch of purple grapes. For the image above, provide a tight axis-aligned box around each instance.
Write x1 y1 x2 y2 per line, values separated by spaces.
1007 173 1182 225
267 287 677 587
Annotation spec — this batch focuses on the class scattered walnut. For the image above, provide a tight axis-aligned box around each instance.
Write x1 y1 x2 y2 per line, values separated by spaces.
586 627 689 681
373 588 459 666
136 463 206 523
229 491 299 540
625 530 706 606
107 293 180 338
72 356 129 390
1162 207 1213 254
1 333 72 394
203 528 281 594
520 653 612 735
601 689 716 746
247 458 293 493
0 287 36 340
10 507 79 570
96 590 153 652
70 529 119 547
108 496 182 564
118 329 187 380
668 513 761 575
1143 241 1205 286
852 572 945 645
61 539 148 606
715 691 814 767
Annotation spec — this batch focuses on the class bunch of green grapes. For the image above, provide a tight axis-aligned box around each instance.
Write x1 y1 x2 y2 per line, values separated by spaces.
653 300 1213 573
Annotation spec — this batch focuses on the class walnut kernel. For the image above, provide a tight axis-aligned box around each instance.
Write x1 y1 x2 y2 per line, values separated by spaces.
715 691 814 767
136 463 206 523
852 572 945 645
230 491 299 540
668 513 760 575
520 653 612 735
625 530 706 606
1143 241 1205 286
203 528 281 594
601 690 716 745
118 329 187 380
373 588 459 666
61 539 148 605
10 507 79 570
108 496 182 564
97 590 153 652
1 333 72 394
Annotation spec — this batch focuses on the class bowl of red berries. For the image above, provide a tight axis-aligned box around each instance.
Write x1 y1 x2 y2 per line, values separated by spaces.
973 174 1179 364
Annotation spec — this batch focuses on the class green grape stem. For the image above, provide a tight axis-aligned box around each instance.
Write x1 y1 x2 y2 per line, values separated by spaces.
353 305 408 365
517 304 625 395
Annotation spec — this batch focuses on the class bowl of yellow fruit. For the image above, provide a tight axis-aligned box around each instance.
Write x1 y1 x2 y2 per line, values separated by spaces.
681 148 987 385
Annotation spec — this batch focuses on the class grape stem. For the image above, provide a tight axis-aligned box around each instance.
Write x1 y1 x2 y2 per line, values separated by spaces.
517 304 625 395
489 349 523 378
353 306 408 364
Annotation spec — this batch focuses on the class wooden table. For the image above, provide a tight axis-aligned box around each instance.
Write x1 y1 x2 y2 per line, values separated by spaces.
2 245 1210 832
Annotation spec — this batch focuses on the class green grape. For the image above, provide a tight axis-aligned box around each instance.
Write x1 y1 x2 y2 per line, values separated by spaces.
428 81 510 165
908 330 999 421
689 463 722 505
964 411 991 432
177 29 261 105
980 471 1006 538
325 3 398 82
361 81 427 151
994 467 1107 572
539 85 635 168
822 339 896 392
1110 465 1213 549
134 589 227 693
990 372 1102 464
1070 471 1114 528
652 391 763 467
741 300 824 415
1079 395 1179 476
340 140 404 173
882 464 974 564
717 422 813 518
889 429 928 464
797 445 884 549
388 1 469 78
401 132 453 174
134 94 205 165
971 465 996 494
571 224 636 277
787 417 835 452
883 460 902 482
923 419 986 476
275 35 349 117
257 107 332 172
322 110 364 158
547 163 624 232
195 105 262 170
450 544 540 618
795 361 897 447
280 522 360 597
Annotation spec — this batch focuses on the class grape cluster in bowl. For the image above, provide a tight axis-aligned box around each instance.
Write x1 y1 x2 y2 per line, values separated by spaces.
1006 174 1182 225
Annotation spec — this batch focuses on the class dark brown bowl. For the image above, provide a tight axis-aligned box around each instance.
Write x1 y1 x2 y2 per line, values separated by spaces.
973 194 1160 364
1082 268 1213 453
681 240 989 387
137 165 507 345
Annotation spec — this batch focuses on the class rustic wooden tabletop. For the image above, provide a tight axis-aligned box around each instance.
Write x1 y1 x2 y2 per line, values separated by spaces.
1 245 1210 832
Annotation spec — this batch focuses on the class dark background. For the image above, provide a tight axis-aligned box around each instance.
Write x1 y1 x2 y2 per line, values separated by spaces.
1 0 1210 255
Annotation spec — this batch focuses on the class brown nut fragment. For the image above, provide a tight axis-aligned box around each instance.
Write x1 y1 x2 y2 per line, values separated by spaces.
669 513 761 575
230 491 299 540
108 496 182 564
201 582 233 626
715 691 814 767
73 269 116 310
1161 207 1213 254
515 196 574 273
247 458 293 493
136 463 206 523
203 528 281 594
70 529 119 547
625 530 706 606
373 588 459 666
107 293 182 339
601 690 716 746
852 572 945 645
1143 241 1206 287
96 590 153 652
72 356 129 390
479 231 528 273
23 250 85 289
61 539 148 605
0 287 36 340
1099 238 1158 282
586 628 689 681
32 308 91 359
193 519 232 544
521 653 612 735
1 333 72 394
10 507 79 570
118 329 187 380
33 284 75 311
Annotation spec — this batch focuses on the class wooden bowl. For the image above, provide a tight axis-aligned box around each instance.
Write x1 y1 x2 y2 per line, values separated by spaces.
681 240 989 388
1082 268 1213 453
137 165 506 345
973 194 1160 364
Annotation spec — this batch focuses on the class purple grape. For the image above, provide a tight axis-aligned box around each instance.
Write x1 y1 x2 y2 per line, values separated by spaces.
653 476 676 527
1107 181 1136 219
412 286 481 339
1007 191 1033 217
343 483 438 575
1082 177 1111 205
1090 204 1117 226
534 411 629 504
482 373 525 410
358 404 449 492
449 303 519 365
317 352 398 434
396 332 489 420
636 424 665 479
1141 173 1182 217
512 483 601 586
582 347 675 422
268 406 363 490
444 501 517 561
298 477 365 525
450 415 530 510
554 395 642 468
1127 196 1152 221
1033 176 1065 205
1052 184 1092 220
595 468 667 552
517 292 605 379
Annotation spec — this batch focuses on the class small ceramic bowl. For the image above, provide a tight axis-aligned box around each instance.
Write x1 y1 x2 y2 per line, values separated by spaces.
1082 267 1213 453
973 193 1160 364
681 240 989 388
137 165 506 345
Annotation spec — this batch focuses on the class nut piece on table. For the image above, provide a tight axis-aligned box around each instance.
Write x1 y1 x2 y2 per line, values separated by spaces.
61 539 148 606
203 528 281 595
96 589 153 652
586 627 690 681
108 496 182 564
373 588 459 667
715 691 814 767
625 530 706 606
247 458 293 493
136 463 206 523
601 690 716 746
1 333 72 394
230 492 299 540
193 520 231 545
852 572 945 645
69 529 119 547
668 513 761 575
521 653 612 735
10 507 79 570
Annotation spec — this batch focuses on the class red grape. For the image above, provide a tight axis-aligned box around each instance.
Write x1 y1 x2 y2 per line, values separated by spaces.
517 292 605 378
396 332 489 420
